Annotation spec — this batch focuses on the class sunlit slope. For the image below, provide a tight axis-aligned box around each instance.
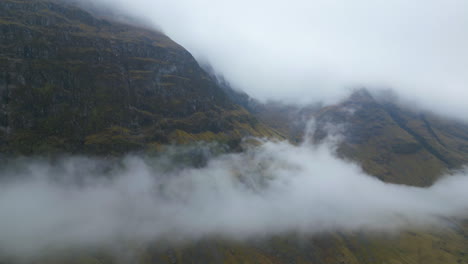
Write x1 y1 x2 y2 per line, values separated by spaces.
0 0 279 155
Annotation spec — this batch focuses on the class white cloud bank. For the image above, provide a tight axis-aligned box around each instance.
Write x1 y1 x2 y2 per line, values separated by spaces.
84 0 468 119
1 138 468 258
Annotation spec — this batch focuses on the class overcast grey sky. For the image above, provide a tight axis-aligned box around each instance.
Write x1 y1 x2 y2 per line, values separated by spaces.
87 0 468 119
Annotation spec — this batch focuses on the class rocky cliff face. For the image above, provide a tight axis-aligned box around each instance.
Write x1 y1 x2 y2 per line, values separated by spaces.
0 0 277 154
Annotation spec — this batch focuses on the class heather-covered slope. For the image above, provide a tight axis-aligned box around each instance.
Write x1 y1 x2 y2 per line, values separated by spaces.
0 0 277 155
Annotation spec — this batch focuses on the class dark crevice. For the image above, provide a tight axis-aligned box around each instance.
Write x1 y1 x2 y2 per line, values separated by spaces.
384 105 455 168
420 114 447 148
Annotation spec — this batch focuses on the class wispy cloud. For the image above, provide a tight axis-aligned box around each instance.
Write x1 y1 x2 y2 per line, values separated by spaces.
1 136 467 258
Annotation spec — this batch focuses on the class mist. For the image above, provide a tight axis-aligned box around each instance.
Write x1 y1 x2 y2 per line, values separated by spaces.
77 0 468 120
1 135 468 258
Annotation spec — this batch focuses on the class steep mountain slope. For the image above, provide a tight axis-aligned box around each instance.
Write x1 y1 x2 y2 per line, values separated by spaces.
312 90 468 186
240 88 468 186
216 78 322 143
0 0 278 154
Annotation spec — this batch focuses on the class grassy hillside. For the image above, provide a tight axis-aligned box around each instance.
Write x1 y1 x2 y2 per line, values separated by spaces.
12 222 468 264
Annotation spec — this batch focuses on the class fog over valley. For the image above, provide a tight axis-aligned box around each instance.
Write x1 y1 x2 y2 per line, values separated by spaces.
1 131 468 259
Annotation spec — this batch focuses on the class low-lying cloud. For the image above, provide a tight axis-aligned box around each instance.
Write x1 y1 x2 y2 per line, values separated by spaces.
80 0 468 120
1 137 468 258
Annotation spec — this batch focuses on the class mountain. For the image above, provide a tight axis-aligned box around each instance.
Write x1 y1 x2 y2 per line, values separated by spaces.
0 0 278 155
2 1 468 264
213 88 468 263
116 91 468 264
238 88 468 187
311 89 468 186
